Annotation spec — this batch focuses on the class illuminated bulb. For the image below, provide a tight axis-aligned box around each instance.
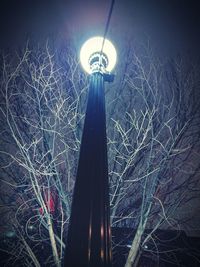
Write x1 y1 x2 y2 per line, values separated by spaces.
80 36 117 74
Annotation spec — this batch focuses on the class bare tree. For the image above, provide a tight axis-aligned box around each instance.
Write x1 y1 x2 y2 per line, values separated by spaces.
0 41 88 266
0 39 200 267
107 45 200 266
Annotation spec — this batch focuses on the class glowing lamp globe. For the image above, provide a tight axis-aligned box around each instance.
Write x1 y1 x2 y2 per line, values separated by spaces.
80 36 117 74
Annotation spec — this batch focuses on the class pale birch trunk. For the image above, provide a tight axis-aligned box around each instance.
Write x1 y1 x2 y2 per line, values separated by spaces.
125 203 152 267
124 220 145 267
47 216 61 267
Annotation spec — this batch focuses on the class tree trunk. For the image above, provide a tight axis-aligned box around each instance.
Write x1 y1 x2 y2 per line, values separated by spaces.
47 216 61 267
124 221 144 267
21 235 41 267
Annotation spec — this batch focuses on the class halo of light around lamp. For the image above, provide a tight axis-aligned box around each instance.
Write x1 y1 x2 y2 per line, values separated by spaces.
80 36 117 74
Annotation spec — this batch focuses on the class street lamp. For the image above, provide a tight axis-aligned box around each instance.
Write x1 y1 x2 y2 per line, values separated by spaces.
64 36 117 267
80 36 117 74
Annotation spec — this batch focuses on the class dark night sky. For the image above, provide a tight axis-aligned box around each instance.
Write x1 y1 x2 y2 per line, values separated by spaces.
0 0 200 56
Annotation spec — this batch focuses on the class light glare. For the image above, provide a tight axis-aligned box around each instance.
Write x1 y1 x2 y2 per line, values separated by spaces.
80 36 117 74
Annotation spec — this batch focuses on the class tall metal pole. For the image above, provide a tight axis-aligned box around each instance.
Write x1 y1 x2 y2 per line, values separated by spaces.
64 71 112 267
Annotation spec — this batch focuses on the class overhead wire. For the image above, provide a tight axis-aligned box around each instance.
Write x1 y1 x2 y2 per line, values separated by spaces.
100 0 115 55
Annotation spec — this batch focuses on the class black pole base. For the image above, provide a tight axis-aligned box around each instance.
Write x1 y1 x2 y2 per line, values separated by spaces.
64 73 112 267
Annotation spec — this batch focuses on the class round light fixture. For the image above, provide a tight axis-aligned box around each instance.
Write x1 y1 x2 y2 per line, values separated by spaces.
80 36 117 74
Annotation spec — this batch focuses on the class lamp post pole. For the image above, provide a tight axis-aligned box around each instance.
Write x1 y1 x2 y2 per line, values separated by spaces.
64 40 115 267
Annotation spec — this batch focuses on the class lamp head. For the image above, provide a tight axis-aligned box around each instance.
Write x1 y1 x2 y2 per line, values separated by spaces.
80 36 117 74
